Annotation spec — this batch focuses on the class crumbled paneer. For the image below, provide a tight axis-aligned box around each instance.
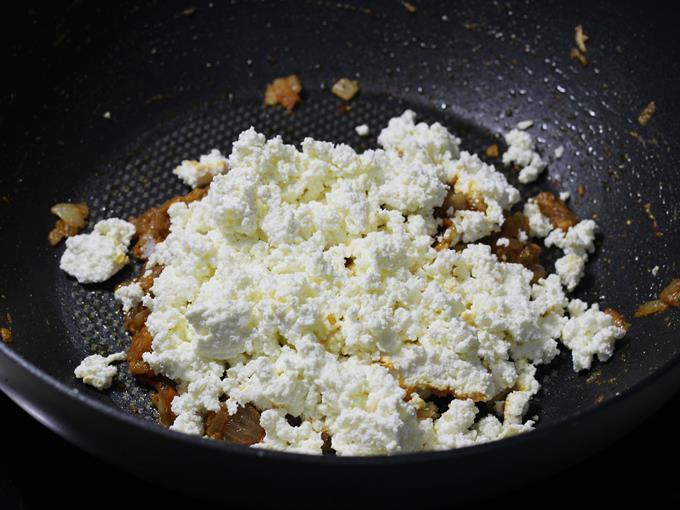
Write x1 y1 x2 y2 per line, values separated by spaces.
114 282 145 313
74 351 127 390
502 129 546 184
255 409 324 454
545 220 597 291
561 300 625 371
523 201 553 238
60 219 136 283
174 149 228 188
355 124 370 136
135 111 624 455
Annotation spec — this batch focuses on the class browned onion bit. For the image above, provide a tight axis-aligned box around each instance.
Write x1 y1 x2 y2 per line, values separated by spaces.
321 431 336 455
0 327 11 343
634 278 680 318
604 308 631 330
634 299 669 318
264 74 303 112
48 202 90 245
205 404 265 445
534 192 579 231
331 78 360 101
488 212 545 283
660 278 680 308
151 384 178 427
51 202 89 228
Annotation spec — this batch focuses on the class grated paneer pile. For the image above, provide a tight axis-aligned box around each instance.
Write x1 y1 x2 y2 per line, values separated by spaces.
116 111 625 455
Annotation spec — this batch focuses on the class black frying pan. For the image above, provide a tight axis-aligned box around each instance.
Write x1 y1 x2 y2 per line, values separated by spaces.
1 0 679 506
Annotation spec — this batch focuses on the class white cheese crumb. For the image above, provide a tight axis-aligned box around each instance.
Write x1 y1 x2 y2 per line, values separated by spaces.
523 201 553 238
256 409 324 454
60 218 136 284
554 253 586 292
559 191 571 201
114 282 145 312
496 237 510 247
103 111 111 119
74 351 126 390
173 148 228 188
518 161 545 184
561 300 626 371
516 120 534 130
378 109 461 164
503 129 546 184
554 145 564 159
545 220 597 291
354 124 370 136
651 265 659 276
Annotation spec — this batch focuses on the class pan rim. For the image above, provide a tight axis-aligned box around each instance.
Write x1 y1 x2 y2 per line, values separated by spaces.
2 338 679 465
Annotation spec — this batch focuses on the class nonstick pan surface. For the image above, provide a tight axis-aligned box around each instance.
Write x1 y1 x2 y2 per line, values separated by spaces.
1 0 679 506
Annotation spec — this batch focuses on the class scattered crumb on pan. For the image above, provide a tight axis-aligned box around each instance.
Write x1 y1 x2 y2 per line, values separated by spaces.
0 327 11 343
570 48 588 67
628 131 646 146
402 1 417 13
570 25 589 67
638 101 656 126
575 25 589 52
569 25 589 67
643 202 659 230
331 78 360 101
264 75 302 112
576 185 586 197
338 103 352 114
178 7 196 17
485 144 499 158
145 93 176 105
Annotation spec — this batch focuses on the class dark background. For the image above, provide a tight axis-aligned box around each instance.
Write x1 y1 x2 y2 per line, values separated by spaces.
1 390 679 508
